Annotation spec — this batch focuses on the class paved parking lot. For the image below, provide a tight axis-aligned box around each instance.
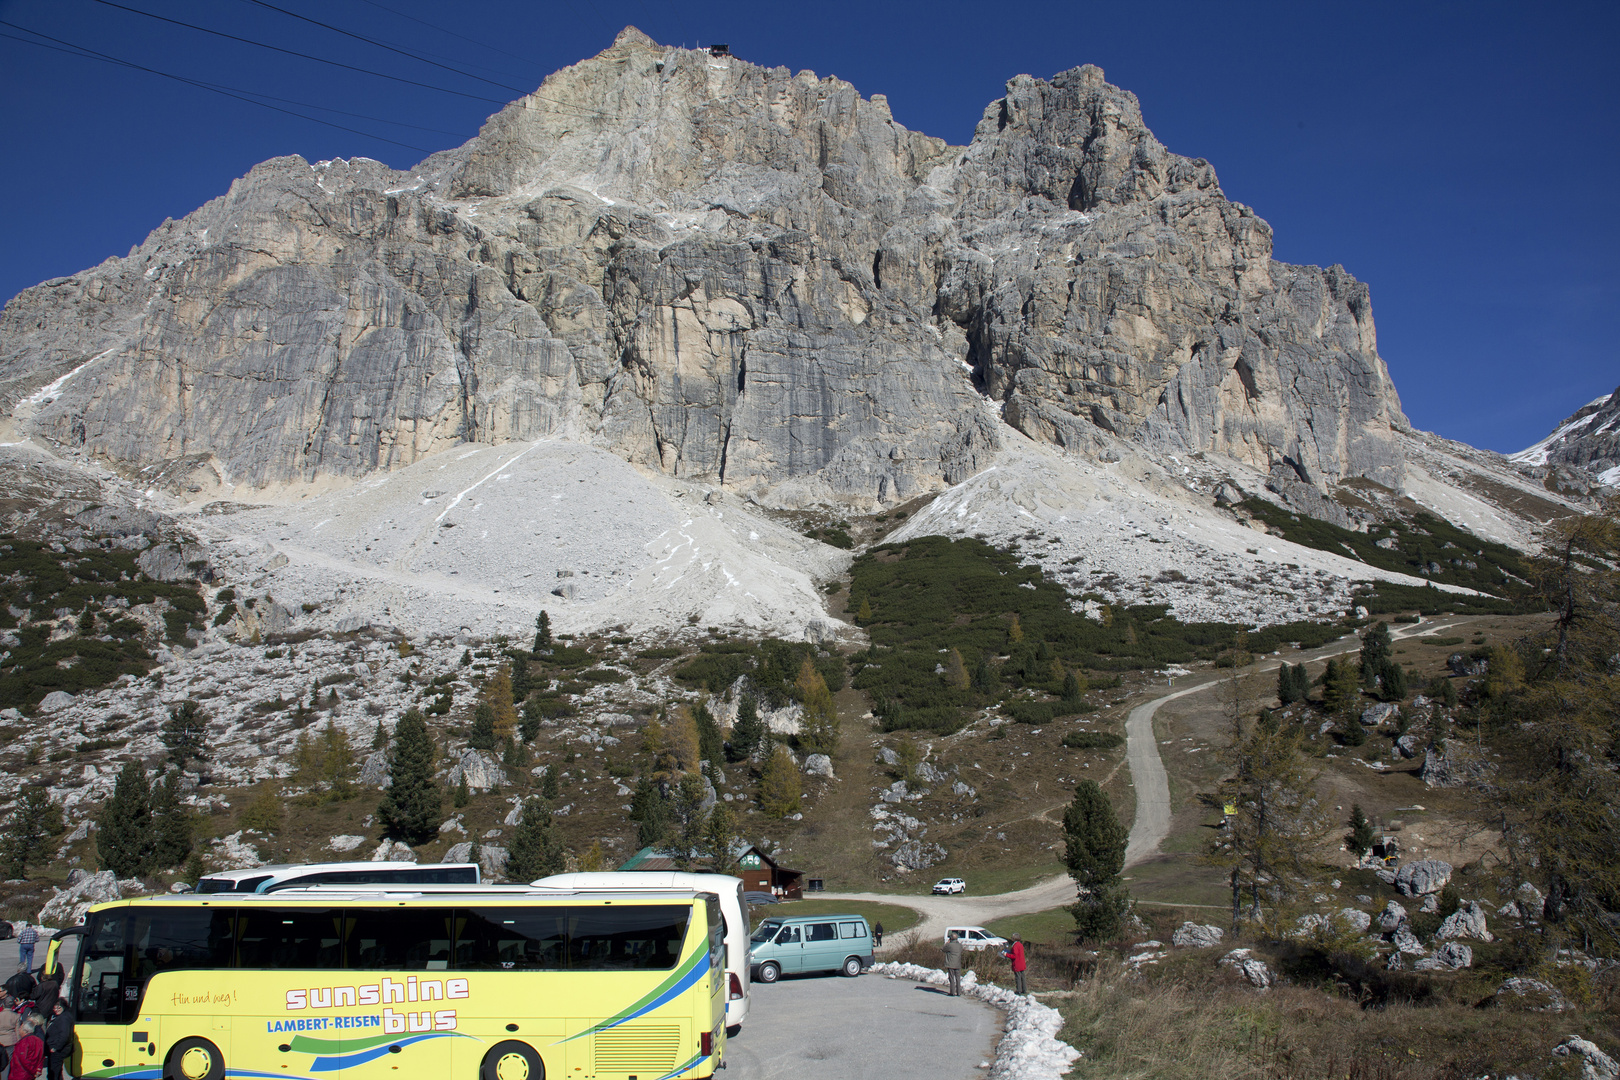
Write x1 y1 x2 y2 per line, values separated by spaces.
724 968 999 1080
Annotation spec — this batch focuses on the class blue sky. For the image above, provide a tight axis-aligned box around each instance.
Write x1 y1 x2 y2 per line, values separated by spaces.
1 0 1615 453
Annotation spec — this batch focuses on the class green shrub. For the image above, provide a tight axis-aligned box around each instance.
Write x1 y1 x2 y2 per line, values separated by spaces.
1062 731 1124 750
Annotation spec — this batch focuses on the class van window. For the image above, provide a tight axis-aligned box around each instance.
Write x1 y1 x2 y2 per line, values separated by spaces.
774 925 800 945
751 920 782 944
838 922 866 939
806 923 837 943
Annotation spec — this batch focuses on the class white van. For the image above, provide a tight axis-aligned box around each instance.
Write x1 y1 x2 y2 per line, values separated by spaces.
532 871 751 1036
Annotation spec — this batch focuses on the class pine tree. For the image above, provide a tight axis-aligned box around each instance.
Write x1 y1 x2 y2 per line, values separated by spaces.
726 693 763 763
372 717 388 750
1063 780 1129 944
1360 622 1393 686
150 769 192 869
2 785 62 879
641 717 676 782
505 798 564 882
670 772 709 869
758 745 802 818
1321 658 1359 715
98 760 155 877
1381 661 1408 702
943 648 970 692
856 597 873 624
703 802 740 872
1341 717 1367 746
503 735 530 769
182 850 205 886
1277 663 1302 705
541 763 561 801
509 653 531 704
795 659 840 755
453 773 471 808
694 701 724 769
895 735 920 784
971 654 1001 696
1345 803 1376 858
377 707 444 845
1293 663 1313 703
468 702 498 752
533 610 552 654
1062 670 1087 706
629 776 669 849
520 699 543 744
161 700 209 772
468 837 483 872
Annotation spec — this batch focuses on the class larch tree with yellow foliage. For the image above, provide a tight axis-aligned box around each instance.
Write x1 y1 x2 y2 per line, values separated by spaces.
795 659 840 754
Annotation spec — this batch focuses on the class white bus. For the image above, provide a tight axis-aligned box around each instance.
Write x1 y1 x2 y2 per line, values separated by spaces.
533 872 751 1036
194 861 480 894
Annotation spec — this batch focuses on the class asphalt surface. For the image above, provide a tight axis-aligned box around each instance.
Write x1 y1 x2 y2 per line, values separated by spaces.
724 968 998 1080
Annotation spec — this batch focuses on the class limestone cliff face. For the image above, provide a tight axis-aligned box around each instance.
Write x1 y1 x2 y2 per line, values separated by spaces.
0 29 1406 504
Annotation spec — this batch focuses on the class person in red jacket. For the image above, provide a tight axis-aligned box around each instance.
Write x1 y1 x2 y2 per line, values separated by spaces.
8 1012 44 1080
1003 935 1027 995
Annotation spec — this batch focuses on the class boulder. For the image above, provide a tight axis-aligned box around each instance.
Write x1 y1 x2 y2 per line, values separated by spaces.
38 869 119 925
211 830 262 869
370 840 416 863
1294 913 1330 936
441 842 472 863
1172 922 1224 948
327 834 365 853
1418 893 1439 914
880 780 908 804
877 747 899 767
474 845 509 881
447 749 506 793
1391 923 1426 955
1553 1036 1620 1080
1448 653 1487 677
951 780 977 798
1434 901 1493 942
1395 734 1421 759
1377 901 1408 933
803 754 835 779
1413 942 1472 971
1337 908 1372 934
1494 977 1572 1012
916 761 947 785
1516 881 1545 913
1217 948 1273 989
357 751 390 788
1393 859 1452 896
1360 702 1398 727
38 691 76 713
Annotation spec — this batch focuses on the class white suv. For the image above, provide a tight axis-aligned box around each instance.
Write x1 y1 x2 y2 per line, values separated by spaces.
932 877 966 895
944 926 1009 951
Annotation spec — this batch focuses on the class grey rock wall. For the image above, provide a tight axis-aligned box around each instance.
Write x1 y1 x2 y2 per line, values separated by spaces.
0 29 1407 506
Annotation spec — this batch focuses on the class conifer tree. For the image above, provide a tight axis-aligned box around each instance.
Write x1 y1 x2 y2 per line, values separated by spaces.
758 745 802 818
895 735 920 784
693 701 724 768
468 702 498 752
703 803 740 872
580 840 608 873
468 837 482 872
533 611 552 654
669 707 703 774
98 760 155 877
541 763 561 801
505 798 564 882
856 597 873 624
971 654 1001 696
372 717 388 750
1360 622 1393 686
503 735 530 769
161 700 209 773
795 659 840 755
1382 661 1408 702
629 776 669 849
150 769 192 869
377 707 443 845
1064 780 1129 944
485 667 519 741
453 773 471 808
726 693 763 763
641 717 676 782
509 653 531 704
1341 717 1367 746
2 785 62 879
1007 614 1024 645
1345 803 1376 858
320 723 356 798
943 648 970 692
1321 658 1359 715
670 772 709 869
1062 670 1086 706
1277 663 1303 705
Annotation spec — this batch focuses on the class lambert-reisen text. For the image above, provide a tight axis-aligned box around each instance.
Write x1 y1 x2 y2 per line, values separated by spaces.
273 976 470 1034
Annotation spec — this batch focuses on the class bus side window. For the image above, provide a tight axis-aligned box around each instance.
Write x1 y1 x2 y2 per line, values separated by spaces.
235 909 344 970
346 909 453 970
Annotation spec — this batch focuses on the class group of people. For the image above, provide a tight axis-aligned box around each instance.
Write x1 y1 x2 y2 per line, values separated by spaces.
941 930 1027 997
1 951 73 1080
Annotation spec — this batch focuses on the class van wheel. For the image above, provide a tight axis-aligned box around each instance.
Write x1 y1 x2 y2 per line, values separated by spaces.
841 956 863 977
165 1037 225 1080
481 1041 544 1080
757 961 781 984
726 1025 741 1038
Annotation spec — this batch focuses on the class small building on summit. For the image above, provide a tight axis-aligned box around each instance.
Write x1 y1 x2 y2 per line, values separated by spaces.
618 843 804 900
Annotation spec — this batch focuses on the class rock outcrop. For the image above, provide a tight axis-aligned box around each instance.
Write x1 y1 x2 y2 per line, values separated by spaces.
0 29 1407 509
1510 386 1620 487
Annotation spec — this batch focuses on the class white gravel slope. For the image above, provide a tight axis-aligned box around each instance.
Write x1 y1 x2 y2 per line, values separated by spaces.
191 439 851 642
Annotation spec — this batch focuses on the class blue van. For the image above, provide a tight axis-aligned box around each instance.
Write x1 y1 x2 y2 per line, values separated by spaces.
749 913 873 982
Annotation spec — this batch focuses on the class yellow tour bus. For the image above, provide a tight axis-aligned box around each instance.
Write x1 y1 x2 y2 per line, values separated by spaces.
65 887 726 1080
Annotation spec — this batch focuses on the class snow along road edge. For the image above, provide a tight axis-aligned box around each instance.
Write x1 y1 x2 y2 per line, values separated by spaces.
870 962 1081 1080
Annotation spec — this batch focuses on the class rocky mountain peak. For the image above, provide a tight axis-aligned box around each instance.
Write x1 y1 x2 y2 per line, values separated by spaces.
1 30 1408 510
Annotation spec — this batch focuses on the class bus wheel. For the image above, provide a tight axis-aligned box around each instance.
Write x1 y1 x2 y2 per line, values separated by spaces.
481 1041 544 1080
841 956 863 977
756 962 780 984
165 1037 225 1080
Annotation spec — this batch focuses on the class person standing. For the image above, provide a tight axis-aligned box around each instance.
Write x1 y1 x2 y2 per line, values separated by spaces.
942 931 964 997
1004 935 1027 995
42 1003 70 1080
873 922 884 948
7 1013 43 1080
0 996 20 1071
12 928 36 978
